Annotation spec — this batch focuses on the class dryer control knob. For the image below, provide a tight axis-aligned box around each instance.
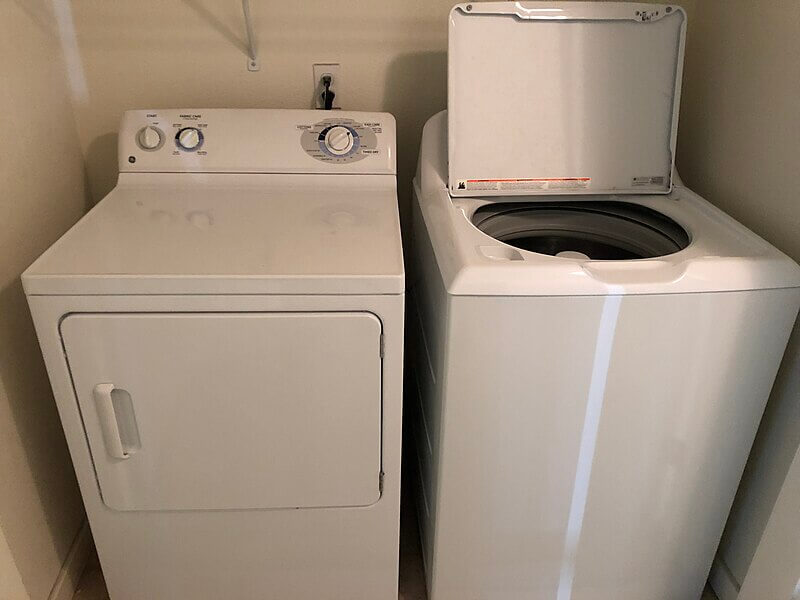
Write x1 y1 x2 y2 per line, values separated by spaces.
137 126 163 150
176 127 203 151
324 126 354 155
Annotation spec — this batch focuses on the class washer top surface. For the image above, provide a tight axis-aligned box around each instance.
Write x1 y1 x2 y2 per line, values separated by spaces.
24 173 404 296
415 112 800 296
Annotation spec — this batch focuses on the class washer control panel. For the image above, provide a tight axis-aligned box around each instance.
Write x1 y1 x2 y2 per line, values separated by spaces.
119 109 395 174
298 118 381 164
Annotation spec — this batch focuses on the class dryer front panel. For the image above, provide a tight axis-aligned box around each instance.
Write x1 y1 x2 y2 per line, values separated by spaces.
61 312 383 511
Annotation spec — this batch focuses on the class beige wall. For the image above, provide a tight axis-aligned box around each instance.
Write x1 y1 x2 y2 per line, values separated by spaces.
0 1 89 598
67 0 454 208
676 0 800 593
738 445 800 600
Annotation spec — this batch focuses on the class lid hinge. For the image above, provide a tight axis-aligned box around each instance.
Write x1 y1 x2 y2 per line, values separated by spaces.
379 333 385 358
379 471 385 494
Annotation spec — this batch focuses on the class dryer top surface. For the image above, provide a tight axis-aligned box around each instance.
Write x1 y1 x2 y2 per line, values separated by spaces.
24 173 404 296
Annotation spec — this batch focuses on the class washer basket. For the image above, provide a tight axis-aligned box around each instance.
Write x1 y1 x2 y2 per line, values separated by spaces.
472 201 690 260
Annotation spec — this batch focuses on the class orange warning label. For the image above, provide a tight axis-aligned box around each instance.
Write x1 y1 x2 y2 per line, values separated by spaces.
457 177 591 192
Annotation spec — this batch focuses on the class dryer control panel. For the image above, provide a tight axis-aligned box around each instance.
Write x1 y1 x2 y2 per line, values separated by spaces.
119 109 395 175
298 118 381 164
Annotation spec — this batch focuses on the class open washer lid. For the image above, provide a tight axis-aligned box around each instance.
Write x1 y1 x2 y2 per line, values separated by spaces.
448 2 686 197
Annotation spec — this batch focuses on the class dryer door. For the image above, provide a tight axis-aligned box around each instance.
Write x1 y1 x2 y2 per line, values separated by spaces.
61 312 383 511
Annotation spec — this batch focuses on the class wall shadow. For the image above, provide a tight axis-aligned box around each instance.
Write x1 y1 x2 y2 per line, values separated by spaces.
382 51 447 232
11 0 55 36
85 132 118 204
0 277 84 568
716 314 800 576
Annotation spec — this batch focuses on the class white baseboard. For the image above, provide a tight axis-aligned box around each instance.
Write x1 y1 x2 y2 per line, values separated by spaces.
710 555 741 600
48 521 92 600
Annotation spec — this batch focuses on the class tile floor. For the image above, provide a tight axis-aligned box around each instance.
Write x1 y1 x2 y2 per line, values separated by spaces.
71 496 717 600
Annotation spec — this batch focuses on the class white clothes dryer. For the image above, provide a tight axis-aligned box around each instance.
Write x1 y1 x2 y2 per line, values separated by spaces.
24 109 404 600
409 4 800 600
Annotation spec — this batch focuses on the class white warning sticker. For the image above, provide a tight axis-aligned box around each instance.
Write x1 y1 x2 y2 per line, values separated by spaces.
456 177 591 192
632 176 666 187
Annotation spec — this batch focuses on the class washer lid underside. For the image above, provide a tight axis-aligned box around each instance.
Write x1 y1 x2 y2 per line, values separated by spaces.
448 5 686 196
472 202 690 260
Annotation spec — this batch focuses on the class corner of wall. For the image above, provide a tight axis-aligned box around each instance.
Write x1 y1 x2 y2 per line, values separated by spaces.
0 1 90 599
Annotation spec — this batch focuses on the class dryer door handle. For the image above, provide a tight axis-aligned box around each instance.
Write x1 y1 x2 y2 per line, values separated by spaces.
93 383 130 460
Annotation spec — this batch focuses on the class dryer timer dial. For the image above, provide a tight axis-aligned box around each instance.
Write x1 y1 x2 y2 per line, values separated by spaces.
324 126 355 156
299 118 376 164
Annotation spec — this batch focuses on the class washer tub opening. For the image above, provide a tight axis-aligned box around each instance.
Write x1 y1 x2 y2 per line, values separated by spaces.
471 201 690 260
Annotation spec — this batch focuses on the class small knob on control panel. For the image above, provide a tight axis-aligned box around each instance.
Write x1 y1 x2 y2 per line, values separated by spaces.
324 126 354 156
176 127 203 151
137 126 163 150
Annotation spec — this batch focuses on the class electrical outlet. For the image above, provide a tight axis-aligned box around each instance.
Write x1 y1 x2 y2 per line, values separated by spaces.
313 63 341 109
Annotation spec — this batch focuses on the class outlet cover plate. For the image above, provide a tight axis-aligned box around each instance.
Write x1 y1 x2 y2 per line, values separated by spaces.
313 63 341 109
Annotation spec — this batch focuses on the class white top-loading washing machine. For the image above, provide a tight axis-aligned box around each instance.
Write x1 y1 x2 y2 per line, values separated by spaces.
410 4 800 600
24 109 404 600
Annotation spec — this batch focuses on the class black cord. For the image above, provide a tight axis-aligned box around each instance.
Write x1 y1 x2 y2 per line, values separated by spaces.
321 75 335 110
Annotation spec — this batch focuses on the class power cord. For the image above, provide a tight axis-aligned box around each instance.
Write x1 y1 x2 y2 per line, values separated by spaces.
321 75 336 110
